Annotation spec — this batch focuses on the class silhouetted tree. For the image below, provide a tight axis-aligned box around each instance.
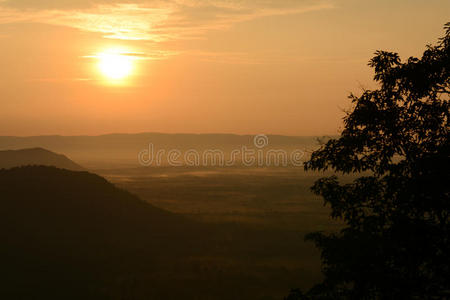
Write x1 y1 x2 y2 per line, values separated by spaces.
298 23 449 299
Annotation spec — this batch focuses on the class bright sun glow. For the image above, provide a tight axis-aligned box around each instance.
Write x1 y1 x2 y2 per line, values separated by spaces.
97 49 133 80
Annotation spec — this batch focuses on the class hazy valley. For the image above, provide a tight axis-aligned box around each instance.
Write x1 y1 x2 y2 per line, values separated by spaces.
0 136 339 299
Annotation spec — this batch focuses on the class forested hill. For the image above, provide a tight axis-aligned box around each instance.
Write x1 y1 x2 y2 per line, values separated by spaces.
0 148 84 170
0 166 211 299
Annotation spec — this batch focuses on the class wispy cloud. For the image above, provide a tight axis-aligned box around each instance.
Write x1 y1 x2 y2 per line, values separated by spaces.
187 50 366 65
83 48 181 60
0 1 333 41
0 0 334 61
27 77 95 82
0 4 173 41
158 1 334 41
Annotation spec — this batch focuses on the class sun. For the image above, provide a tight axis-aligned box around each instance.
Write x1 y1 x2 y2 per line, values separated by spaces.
97 49 133 80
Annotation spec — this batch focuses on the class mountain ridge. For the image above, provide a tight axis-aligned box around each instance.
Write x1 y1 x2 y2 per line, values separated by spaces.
0 147 85 171
0 165 213 299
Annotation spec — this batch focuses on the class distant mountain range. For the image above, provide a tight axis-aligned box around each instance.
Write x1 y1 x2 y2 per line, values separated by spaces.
0 148 84 171
0 133 328 168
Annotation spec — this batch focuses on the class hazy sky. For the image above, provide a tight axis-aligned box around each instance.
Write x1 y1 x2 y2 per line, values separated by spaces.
0 0 448 136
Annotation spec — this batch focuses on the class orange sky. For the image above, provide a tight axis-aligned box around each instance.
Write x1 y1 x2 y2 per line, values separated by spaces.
0 0 448 136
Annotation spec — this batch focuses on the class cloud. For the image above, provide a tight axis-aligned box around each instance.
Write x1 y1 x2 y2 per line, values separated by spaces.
83 48 181 60
0 0 334 61
187 50 366 65
0 4 173 41
0 0 158 10
157 1 334 40
27 77 95 82
0 0 333 41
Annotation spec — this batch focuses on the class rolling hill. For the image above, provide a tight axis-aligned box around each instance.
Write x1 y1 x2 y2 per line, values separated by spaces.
0 147 84 170
0 166 317 299
0 166 215 299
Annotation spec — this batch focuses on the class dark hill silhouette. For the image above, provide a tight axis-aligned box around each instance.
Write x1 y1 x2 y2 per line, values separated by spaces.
0 147 84 170
0 166 317 299
0 166 215 299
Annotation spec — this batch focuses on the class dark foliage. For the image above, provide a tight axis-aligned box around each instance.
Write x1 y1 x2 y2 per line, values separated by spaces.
297 23 450 299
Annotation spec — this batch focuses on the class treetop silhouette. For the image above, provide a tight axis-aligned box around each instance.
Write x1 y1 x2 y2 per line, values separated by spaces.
291 22 449 299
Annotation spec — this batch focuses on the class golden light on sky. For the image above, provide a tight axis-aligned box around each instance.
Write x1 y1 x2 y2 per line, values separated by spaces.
0 0 448 136
97 49 134 81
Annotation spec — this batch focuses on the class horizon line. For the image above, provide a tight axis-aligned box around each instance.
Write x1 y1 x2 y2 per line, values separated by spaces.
0 132 338 139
